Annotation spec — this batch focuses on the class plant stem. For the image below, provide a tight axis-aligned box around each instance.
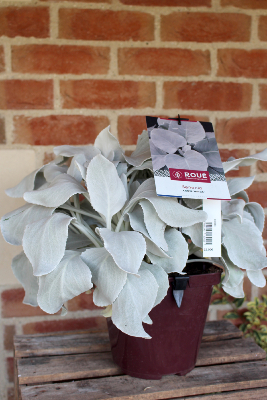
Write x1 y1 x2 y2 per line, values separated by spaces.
115 213 125 232
72 221 102 248
60 205 105 224
127 170 138 190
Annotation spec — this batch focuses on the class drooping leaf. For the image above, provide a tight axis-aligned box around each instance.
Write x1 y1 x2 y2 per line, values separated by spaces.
23 213 74 276
1 204 55 245
227 176 255 196
96 228 146 275
38 251 93 314
223 148 267 173
6 167 45 198
11 252 39 306
244 202 265 233
81 247 127 307
94 126 124 162
176 121 206 144
67 154 87 182
148 229 188 274
124 130 151 167
221 199 246 223
223 280 245 298
129 181 140 199
86 155 127 229
151 128 187 154
116 162 128 177
140 261 169 307
220 246 244 288
231 190 249 203
53 144 100 159
112 269 158 338
183 223 203 248
165 150 208 171
222 217 267 271
139 200 168 251
193 138 222 169
44 165 68 182
247 270 266 288
24 174 86 207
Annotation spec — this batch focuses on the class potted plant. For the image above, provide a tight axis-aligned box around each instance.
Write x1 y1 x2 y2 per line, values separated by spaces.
1 124 267 379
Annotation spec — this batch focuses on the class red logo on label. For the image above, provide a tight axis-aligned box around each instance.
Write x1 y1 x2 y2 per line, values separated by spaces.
169 169 211 183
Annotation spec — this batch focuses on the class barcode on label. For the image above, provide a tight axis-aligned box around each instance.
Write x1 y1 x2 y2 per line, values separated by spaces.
204 222 212 245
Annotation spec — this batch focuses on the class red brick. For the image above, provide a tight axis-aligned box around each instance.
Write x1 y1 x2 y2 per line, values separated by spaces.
120 0 211 5
219 149 250 178
13 115 109 146
118 48 210 77
61 80 156 110
259 16 267 41
41 0 110 2
259 84 267 110
221 0 267 8
1 288 47 318
164 81 252 111
7 387 14 400
0 7 49 38
59 9 154 41
216 118 267 144
247 182 267 208
43 152 56 165
243 276 252 302
4 325 16 351
68 292 99 312
257 160 267 173
0 46 5 72
217 49 267 78
118 115 147 145
0 80 53 110
22 316 107 334
12 45 110 75
161 12 251 42
6 357 14 383
258 279 267 299
0 116 5 143
216 309 246 327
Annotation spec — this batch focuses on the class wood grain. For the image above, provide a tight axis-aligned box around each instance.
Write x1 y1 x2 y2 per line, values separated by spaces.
173 387 267 399
20 361 267 400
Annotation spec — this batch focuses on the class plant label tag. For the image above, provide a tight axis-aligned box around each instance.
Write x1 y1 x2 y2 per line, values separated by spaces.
203 199 221 257
146 116 231 200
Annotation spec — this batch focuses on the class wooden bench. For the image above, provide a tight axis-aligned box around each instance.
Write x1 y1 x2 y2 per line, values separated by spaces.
14 320 267 399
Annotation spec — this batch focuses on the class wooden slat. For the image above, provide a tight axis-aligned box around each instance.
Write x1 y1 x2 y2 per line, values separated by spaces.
17 337 265 385
20 360 267 400
14 320 242 358
173 387 267 399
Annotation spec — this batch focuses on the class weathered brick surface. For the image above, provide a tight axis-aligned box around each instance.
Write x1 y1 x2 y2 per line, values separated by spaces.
118 48 210 76
68 293 99 312
13 115 109 146
120 0 211 6
221 0 267 8
220 149 250 177
12 45 110 75
0 7 49 38
217 49 267 78
259 84 267 110
1 288 47 318
118 115 148 145
0 80 53 110
247 182 267 208
0 46 5 72
216 118 267 144
164 82 252 111
61 80 156 109
257 160 267 173
22 316 107 334
4 325 16 351
6 357 14 383
0 116 5 143
259 16 267 41
161 12 251 42
59 9 154 41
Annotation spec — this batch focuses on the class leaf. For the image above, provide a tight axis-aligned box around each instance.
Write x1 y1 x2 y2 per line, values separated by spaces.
140 261 169 307
222 218 267 271
116 163 128 177
148 229 188 274
44 165 68 182
227 176 255 196
67 154 87 182
244 202 265 233
129 181 140 199
54 144 100 159
165 150 208 171
151 155 167 170
66 231 91 250
139 200 168 251
81 247 127 307
183 198 202 209
193 138 222 169
223 312 240 319
112 269 158 338
220 246 244 288
6 167 45 198
11 251 39 306
37 251 93 314
151 128 187 154
149 139 167 156
176 121 206 144
23 213 74 276
94 126 124 162
1 204 55 245
221 199 246 223
24 174 87 207
231 190 249 203
96 228 146 275
86 155 127 229
223 148 267 173
124 178 207 228
124 130 151 167
183 223 203 248
247 270 266 288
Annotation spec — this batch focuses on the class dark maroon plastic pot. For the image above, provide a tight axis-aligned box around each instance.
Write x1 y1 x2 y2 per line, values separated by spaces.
107 262 222 380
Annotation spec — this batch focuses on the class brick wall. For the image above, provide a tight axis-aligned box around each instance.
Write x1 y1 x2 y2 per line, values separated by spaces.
0 0 267 398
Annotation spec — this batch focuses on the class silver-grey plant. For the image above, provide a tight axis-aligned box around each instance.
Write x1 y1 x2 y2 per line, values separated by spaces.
1 126 267 338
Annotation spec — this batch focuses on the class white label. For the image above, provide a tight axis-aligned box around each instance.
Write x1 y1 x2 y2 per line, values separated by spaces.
203 199 221 257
